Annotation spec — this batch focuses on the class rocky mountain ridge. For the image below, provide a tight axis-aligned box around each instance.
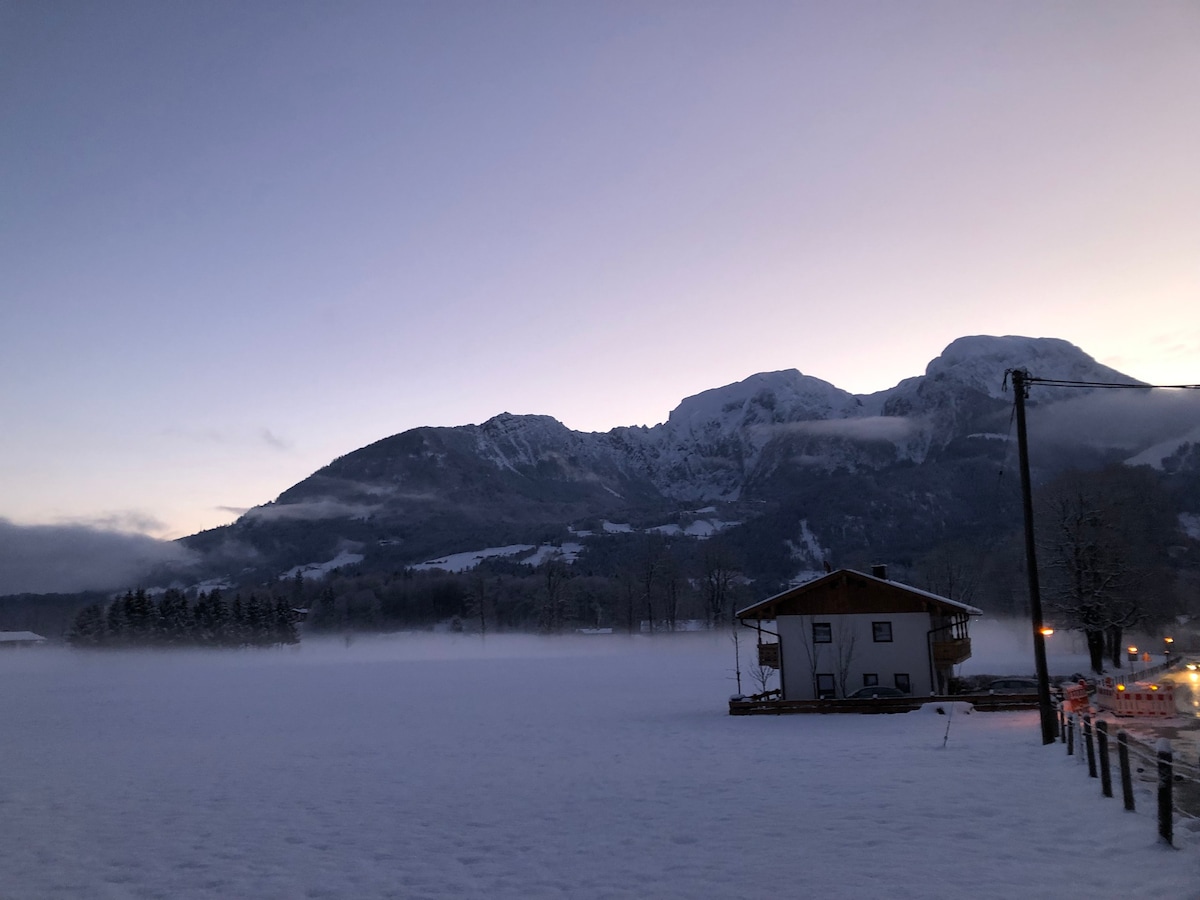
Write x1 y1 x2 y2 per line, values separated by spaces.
181 335 1197 588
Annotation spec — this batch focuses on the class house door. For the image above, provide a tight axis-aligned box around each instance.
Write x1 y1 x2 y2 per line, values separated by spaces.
816 674 836 700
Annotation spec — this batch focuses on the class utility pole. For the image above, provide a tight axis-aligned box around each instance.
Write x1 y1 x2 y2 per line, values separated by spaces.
1009 369 1058 744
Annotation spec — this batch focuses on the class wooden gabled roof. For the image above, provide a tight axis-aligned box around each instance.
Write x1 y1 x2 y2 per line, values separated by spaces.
736 569 982 620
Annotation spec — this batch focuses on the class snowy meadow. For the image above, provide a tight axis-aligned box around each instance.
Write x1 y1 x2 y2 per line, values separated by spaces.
1 627 1196 899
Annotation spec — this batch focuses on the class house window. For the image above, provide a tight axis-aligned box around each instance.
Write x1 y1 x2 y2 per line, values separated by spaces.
816 674 836 699
894 673 911 694
863 673 879 687
812 623 832 643
872 621 893 642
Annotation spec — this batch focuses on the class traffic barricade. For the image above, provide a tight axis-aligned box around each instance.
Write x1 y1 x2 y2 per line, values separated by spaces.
1094 677 1174 717
1062 681 1091 713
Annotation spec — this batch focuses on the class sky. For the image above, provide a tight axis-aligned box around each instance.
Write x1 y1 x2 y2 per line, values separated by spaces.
3 1 1199 541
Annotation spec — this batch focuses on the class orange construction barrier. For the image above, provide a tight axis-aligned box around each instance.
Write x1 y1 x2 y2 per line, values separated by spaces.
1061 682 1091 713
1094 677 1175 717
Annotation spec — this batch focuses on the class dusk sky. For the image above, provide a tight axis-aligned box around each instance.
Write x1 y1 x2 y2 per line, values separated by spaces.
3 1 1198 541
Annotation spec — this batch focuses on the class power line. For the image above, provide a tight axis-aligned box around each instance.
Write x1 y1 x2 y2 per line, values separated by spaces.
1020 377 1200 391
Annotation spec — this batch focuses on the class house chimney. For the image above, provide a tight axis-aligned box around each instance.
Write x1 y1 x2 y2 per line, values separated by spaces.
871 564 887 580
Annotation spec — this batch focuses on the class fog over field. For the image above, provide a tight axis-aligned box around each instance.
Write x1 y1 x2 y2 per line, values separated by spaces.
1 630 1194 899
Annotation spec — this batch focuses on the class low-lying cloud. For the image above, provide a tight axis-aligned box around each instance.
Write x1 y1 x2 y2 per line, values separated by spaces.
244 499 380 522
1028 389 1200 450
0 519 196 595
780 416 920 442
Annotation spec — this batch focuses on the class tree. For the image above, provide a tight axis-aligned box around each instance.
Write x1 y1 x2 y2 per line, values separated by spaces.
105 594 128 644
701 541 738 628
537 556 571 634
796 615 826 698
1036 468 1166 672
158 589 190 645
659 553 684 632
914 542 980 606
67 603 105 647
637 536 663 634
748 660 776 695
273 599 300 645
465 571 492 636
833 619 859 698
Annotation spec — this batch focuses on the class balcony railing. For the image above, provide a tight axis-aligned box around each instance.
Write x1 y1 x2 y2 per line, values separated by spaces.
933 637 971 666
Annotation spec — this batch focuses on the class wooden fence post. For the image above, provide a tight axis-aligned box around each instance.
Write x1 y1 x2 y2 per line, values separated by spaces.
1096 720 1112 798
1059 706 1066 743
1084 715 1097 778
1118 730 1135 811
1157 739 1173 847
1066 714 1074 756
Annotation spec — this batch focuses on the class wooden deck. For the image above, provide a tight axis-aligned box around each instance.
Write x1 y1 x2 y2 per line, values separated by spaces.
729 692 1041 715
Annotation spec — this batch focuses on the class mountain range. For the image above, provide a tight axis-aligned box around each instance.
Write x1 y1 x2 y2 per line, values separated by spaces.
179 335 1200 594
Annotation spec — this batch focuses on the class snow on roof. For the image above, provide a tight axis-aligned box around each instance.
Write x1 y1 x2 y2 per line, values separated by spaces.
0 632 47 642
736 568 983 619
863 571 984 616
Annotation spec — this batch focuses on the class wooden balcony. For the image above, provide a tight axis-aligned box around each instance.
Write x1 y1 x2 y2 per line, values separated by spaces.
757 643 780 669
933 637 971 666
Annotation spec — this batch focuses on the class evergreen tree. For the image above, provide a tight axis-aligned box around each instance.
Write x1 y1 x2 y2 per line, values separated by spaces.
158 589 190 645
67 603 105 647
106 593 129 645
273 600 299 646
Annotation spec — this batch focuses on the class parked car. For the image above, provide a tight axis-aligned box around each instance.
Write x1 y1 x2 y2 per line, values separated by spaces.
846 686 908 699
987 677 1039 694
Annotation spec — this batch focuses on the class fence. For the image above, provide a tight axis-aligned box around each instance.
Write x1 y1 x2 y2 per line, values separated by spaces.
1112 659 1177 687
1058 710 1200 847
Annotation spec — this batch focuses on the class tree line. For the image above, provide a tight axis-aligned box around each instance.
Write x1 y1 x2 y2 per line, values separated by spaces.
52 460 1200 661
297 533 752 636
67 588 300 648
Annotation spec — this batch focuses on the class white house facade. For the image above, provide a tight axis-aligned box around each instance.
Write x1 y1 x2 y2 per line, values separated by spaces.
737 567 982 701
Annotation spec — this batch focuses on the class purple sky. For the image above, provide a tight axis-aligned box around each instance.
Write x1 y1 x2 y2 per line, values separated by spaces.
2 1 1198 540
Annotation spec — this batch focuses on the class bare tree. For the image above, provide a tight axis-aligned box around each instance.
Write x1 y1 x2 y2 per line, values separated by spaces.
730 629 744 695
465 570 492 637
915 543 979 605
1041 485 1137 674
748 661 776 695
537 555 571 634
833 619 859 698
797 614 824 698
701 542 738 628
620 567 638 635
1040 465 1183 672
638 536 662 634
660 553 683 632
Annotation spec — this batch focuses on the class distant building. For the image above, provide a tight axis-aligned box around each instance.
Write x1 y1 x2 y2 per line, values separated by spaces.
0 631 48 648
736 567 981 699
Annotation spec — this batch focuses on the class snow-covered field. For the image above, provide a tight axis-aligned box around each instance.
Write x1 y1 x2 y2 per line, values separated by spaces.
1 628 1196 899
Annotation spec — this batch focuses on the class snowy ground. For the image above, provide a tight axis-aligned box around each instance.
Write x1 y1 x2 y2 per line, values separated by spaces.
1 629 1197 899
